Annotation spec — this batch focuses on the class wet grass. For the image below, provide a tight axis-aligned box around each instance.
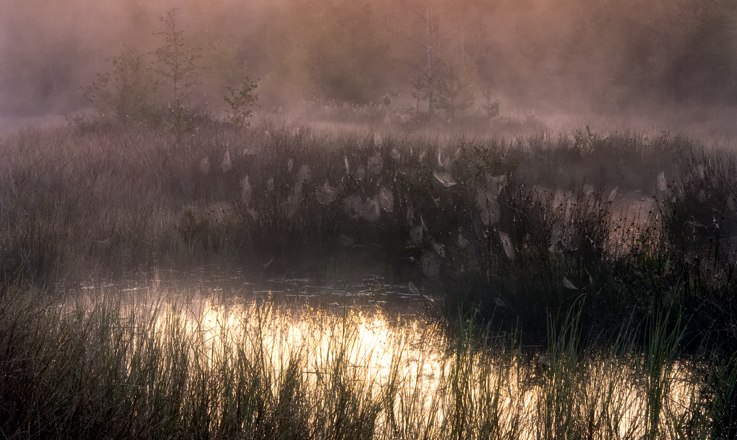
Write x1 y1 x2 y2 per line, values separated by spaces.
1 123 736 346
1 122 737 437
0 289 736 439
0 123 695 278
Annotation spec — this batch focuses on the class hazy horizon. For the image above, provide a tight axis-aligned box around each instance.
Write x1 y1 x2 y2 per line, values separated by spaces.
2 0 737 137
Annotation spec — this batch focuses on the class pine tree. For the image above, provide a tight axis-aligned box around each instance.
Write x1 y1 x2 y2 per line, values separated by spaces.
153 8 201 131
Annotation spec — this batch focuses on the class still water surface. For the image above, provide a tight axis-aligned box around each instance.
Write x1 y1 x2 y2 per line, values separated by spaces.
60 271 698 438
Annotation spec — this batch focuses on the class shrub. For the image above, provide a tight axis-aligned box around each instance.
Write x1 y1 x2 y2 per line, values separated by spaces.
81 48 161 126
224 75 258 127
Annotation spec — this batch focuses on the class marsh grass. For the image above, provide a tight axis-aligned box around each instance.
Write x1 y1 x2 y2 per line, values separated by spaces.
1 123 736 349
0 124 685 278
0 289 735 439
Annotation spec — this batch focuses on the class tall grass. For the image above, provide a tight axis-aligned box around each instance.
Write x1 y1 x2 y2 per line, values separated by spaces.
0 123 688 280
0 288 735 439
0 122 735 347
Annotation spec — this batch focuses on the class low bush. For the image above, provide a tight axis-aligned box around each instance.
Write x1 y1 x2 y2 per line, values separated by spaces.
0 123 735 349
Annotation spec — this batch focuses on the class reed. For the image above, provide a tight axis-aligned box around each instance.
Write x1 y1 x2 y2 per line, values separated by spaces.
1 288 735 439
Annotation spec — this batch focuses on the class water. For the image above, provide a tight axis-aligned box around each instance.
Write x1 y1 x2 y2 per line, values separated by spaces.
70 270 428 314
51 271 702 439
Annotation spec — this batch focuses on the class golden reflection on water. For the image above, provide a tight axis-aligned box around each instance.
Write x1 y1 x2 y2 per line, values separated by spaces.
70 288 698 439
169 295 451 419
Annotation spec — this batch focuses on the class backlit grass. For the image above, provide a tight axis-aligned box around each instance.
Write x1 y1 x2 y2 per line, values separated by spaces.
1 288 735 439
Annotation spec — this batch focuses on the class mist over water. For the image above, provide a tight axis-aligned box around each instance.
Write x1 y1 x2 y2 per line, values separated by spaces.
2 0 737 136
4 3 737 437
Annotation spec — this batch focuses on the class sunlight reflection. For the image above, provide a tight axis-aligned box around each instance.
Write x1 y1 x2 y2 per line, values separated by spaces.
65 288 698 439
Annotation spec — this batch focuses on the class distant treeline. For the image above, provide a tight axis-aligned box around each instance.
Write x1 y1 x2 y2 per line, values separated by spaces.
2 0 737 116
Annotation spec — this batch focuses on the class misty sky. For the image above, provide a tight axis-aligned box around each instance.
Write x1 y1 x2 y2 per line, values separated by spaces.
2 0 736 120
